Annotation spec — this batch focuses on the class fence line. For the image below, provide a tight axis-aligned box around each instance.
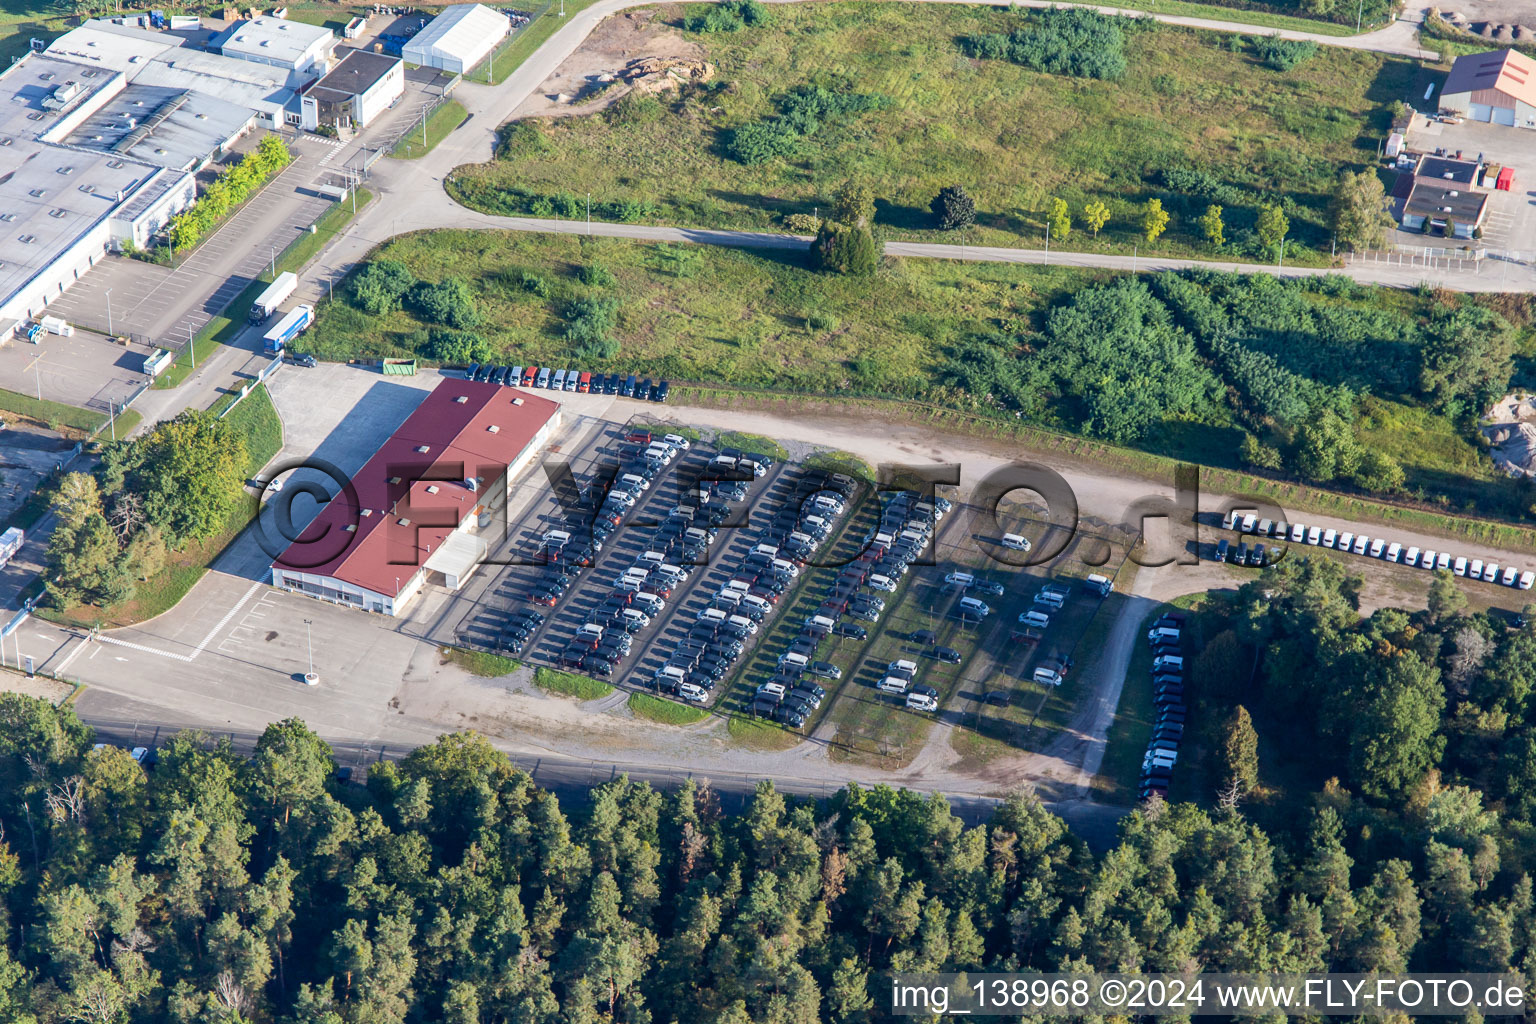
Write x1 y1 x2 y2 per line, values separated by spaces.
382 74 463 158
217 355 284 420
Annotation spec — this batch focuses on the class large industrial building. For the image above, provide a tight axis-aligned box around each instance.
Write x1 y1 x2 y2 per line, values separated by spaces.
0 13 347 332
1440 48 1536 128
271 381 561 617
215 15 335 85
402 3 509 75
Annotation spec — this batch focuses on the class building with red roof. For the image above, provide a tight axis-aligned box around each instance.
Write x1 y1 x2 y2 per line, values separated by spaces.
271 379 560 616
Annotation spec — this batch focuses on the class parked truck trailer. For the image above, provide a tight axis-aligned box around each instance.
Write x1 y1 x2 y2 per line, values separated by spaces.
249 272 298 324
262 304 313 356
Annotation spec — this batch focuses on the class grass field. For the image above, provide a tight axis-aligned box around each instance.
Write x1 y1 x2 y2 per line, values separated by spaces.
307 228 1099 393
533 666 614 700
628 691 709 724
0 387 105 434
442 646 521 677
449 3 1420 262
390 101 468 160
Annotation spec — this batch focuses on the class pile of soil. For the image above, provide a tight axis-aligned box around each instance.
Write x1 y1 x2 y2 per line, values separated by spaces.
1483 393 1536 477
1439 8 1536 41
618 56 714 95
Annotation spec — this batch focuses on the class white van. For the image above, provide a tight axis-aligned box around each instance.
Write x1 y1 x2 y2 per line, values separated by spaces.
758 681 787 699
1241 514 1258 533
1152 654 1184 673
727 614 758 636
752 543 780 559
1386 543 1402 562
1019 610 1051 630
1486 562 1500 584
945 572 975 587
1436 551 1451 570
1352 535 1368 555
1085 574 1113 596
1307 526 1322 545
622 609 651 628
876 676 909 695
698 607 728 624
1002 533 1032 552
805 614 837 631
779 652 810 670
680 682 709 703
906 692 938 712
958 596 990 617
771 558 800 578
1505 566 1522 586
655 665 686 683
803 515 830 536
1290 523 1306 543
1470 559 1484 579
1148 626 1180 644
741 594 771 614
1523 571 1536 590
1405 546 1420 566
638 551 665 568
1322 528 1337 548
1034 665 1064 687
1454 556 1469 576
1339 532 1354 552
544 529 571 548
889 658 918 675
813 494 844 514
869 574 897 592
1034 590 1065 610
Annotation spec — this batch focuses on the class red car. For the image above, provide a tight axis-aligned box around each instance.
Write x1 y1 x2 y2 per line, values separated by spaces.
578 371 592 393
521 366 537 386
625 429 652 444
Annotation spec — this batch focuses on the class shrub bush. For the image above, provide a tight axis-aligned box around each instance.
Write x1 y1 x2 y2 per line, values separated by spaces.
1254 36 1319 70
931 185 976 231
425 329 491 365
563 297 621 353
578 262 615 287
408 277 479 328
811 221 878 277
725 85 889 165
520 270 552 297
350 259 416 315
961 9 1128 80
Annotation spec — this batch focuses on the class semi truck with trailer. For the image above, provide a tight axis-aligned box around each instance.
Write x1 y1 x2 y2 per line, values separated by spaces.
249 272 298 324
262 304 313 356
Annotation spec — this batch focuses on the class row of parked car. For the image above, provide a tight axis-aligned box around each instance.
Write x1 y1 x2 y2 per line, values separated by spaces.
751 470 864 727
1223 511 1535 589
465 362 671 403
651 444 832 704
1141 611 1188 802
535 433 706 676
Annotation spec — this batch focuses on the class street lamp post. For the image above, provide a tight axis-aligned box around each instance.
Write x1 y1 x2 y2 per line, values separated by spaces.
587 191 592 235
104 287 113 338
303 618 318 685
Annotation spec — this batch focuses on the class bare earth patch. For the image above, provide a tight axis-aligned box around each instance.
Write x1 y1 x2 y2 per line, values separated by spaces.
512 6 705 119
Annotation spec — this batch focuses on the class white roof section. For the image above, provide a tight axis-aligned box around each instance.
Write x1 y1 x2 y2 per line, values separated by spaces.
424 529 486 585
403 4 507 65
220 16 332 67
61 84 255 171
45 23 184 72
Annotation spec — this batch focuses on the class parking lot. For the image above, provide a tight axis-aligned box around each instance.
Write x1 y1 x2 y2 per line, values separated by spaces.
432 404 1143 770
0 327 152 416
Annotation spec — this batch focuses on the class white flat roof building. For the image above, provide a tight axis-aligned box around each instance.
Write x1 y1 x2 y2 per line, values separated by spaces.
0 54 196 328
219 16 334 81
301 48 403 130
402 4 509 75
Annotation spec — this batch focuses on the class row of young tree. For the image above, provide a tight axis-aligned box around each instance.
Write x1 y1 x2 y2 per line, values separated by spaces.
0 693 1530 1024
936 269 1515 496
165 136 292 254
43 411 249 609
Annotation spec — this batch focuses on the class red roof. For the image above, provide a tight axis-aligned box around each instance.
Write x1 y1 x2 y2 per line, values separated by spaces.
274 380 559 597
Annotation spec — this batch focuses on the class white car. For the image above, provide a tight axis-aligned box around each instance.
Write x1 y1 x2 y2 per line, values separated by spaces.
663 433 691 450
1521 570 1534 590
1422 550 1438 570
1453 557 1468 576
1503 566 1520 587
1338 532 1354 552
868 575 897 592
1437 552 1451 570
1307 526 1322 545
1352 535 1368 555
1290 523 1306 543
1404 546 1420 566
1370 538 1386 558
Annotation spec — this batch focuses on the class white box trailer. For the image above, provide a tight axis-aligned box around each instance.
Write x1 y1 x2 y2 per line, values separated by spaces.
0 527 23 570
250 272 298 324
39 315 73 336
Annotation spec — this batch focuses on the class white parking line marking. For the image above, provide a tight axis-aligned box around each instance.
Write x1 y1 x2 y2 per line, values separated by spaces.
97 581 265 662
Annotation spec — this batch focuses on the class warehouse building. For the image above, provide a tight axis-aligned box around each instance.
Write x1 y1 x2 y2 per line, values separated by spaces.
0 54 197 328
216 15 335 85
402 3 509 75
301 48 404 131
1401 157 1490 238
1440 48 1536 128
271 381 561 617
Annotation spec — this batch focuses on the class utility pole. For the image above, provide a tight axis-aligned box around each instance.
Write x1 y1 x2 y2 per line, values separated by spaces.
270 246 277 277
587 191 592 235
303 618 318 685
1043 221 1050 266
109 401 115 441
1132 244 1138 275
104 287 113 337
1356 0 1364 32
34 359 41 400
189 323 195 369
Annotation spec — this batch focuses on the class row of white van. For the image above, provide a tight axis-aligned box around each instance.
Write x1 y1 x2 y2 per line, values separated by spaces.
1225 512 1535 590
